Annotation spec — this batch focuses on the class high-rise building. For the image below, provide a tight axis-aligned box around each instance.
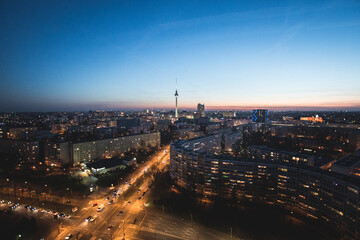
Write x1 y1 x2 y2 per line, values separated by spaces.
44 140 71 166
61 113 68 123
72 132 161 165
0 139 39 163
8 127 37 139
252 109 268 124
197 103 205 117
169 133 360 239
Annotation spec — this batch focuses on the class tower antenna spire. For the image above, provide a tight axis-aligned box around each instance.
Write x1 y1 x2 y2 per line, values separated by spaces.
175 78 179 118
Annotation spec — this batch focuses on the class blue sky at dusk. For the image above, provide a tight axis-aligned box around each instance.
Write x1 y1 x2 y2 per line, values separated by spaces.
0 0 360 111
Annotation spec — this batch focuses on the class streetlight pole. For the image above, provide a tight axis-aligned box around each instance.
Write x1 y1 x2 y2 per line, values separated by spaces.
24 181 28 198
6 178 9 199
67 187 72 208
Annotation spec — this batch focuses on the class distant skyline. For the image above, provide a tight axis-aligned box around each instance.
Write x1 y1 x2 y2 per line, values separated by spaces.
1 0 360 112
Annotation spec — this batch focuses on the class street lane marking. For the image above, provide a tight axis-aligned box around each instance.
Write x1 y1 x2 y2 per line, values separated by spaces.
130 225 185 239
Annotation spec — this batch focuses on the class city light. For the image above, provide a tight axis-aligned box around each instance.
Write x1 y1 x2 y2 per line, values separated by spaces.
0 1 359 239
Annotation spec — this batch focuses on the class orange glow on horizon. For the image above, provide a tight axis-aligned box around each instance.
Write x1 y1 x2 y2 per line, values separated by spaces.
105 102 360 111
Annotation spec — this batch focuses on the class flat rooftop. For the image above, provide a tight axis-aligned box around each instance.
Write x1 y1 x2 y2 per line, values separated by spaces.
333 155 360 168
249 145 312 158
87 158 124 170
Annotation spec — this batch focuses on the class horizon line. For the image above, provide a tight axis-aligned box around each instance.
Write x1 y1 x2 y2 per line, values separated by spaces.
1 105 360 113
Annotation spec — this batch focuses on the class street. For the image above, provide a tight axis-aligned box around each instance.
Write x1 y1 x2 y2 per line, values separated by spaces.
55 145 171 240
1 145 237 240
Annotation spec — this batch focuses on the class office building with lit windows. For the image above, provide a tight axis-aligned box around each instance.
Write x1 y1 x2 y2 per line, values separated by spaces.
44 140 71 166
248 145 315 167
8 127 38 139
170 135 360 238
252 109 268 124
72 132 160 165
0 139 39 163
197 103 205 118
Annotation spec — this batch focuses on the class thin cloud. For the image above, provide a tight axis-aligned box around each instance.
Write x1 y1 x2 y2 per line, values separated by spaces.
151 4 342 32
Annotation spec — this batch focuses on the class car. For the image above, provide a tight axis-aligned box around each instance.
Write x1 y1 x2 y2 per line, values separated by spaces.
25 205 30 209
118 210 123 215
97 207 104 212
30 207 36 211
10 204 18 210
54 214 58 219
59 213 65 217
86 216 96 222
92 203 98 207
108 200 113 205
0 200 5 203
127 201 131 205
105 197 110 200
107 225 113 231
65 234 73 239
133 218 137 224
138 197 142 200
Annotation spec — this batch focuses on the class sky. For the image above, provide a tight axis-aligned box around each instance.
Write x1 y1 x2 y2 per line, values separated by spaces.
0 0 360 112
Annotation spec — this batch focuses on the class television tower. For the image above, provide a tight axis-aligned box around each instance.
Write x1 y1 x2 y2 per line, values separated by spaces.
175 79 179 118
